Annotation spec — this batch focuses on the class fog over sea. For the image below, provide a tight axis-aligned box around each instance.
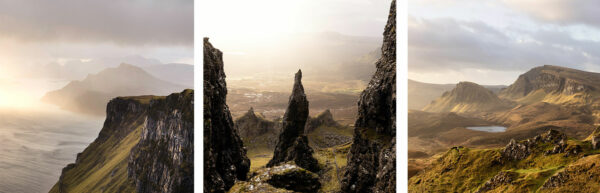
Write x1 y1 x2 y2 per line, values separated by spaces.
0 108 103 193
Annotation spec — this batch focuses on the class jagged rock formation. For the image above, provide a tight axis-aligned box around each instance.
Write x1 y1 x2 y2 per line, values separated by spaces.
501 130 566 160
228 164 321 193
128 90 194 193
49 90 193 193
305 109 338 133
341 0 396 192
499 65 600 105
304 109 352 148
204 38 250 193
267 70 319 172
235 107 278 140
423 81 510 113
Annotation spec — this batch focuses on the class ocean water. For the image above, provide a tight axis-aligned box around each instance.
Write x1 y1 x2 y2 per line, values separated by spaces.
0 108 103 193
466 126 507 133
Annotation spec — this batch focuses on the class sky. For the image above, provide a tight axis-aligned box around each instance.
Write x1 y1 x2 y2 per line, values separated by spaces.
0 0 193 107
408 0 600 85
200 0 393 90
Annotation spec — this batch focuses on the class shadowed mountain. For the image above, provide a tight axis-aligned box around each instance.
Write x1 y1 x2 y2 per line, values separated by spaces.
409 79 506 110
42 63 188 116
423 81 511 113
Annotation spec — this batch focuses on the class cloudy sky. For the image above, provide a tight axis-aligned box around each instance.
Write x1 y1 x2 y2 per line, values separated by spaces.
409 0 600 85
200 0 392 87
0 0 193 79
0 0 192 107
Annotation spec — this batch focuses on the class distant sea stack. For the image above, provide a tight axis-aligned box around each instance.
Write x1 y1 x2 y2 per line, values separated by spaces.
266 70 320 172
48 90 194 193
423 81 509 113
341 0 396 192
203 38 250 193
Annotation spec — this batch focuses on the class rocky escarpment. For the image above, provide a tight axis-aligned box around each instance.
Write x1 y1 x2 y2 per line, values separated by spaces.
128 90 194 193
267 70 320 172
305 109 339 133
423 81 510 113
501 129 567 160
235 107 278 143
49 90 193 193
204 38 250 193
499 65 600 102
341 0 396 192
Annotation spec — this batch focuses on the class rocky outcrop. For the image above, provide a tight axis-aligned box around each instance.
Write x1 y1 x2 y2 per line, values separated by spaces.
235 107 277 140
502 129 567 160
423 81 509 113
204 38 250 193
49 90 193 193
341 0 396 192
475 171 517 193
228 164 321 193
267 70 319 172
128 90 194 193
305 109 339 133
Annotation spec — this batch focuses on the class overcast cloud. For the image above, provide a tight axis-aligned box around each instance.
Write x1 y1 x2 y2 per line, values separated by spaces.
0 0 192 45
409 0 600 85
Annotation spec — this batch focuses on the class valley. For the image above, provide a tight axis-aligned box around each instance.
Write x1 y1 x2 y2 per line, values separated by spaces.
409 65 600 191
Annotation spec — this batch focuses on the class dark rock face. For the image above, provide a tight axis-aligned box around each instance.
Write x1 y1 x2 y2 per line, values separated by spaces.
341 0 396 192
267 70 319 172
128 90 194 193
203 38 250 193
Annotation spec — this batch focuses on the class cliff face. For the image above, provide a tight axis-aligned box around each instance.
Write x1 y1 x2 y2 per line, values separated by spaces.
49 90 193 193
128 90 194 193
423 81 509 113
499 65 600 104
341 0 396 192
203 38 250 193
267 70 320 172
305 109 339 133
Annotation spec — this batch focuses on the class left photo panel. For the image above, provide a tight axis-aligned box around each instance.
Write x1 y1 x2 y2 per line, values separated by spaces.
0 1 194 192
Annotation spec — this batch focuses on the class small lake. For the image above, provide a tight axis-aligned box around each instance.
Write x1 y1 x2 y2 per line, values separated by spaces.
466 126 507 133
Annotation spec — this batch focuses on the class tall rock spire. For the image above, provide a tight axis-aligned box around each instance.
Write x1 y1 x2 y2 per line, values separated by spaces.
267 69 319 172
203 38 250 193
341 0 396 192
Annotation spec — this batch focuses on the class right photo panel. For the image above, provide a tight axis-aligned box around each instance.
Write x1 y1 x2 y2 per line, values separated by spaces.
409 1 600 192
